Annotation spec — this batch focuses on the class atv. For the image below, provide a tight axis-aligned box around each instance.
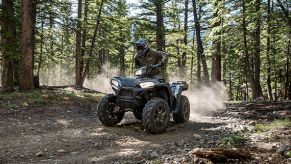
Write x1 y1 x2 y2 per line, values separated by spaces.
97 66 190 134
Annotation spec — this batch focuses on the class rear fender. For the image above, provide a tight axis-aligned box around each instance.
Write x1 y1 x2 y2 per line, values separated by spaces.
153 85 173 109
171 81 188 113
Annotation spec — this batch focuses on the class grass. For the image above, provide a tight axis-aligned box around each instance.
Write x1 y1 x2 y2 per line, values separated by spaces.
220 134 247 147
152 160 161 164
254 119 291 133
0 88 103 110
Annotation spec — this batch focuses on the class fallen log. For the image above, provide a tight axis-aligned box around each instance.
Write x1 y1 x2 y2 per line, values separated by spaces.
192 148 252 163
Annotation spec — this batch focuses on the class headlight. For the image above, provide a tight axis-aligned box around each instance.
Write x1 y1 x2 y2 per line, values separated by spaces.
111 79 119 89
135 69 142 76
139 82 155 88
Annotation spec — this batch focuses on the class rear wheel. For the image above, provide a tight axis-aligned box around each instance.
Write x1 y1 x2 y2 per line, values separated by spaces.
142 98 171 134
97 94 124 126
173 95 190 123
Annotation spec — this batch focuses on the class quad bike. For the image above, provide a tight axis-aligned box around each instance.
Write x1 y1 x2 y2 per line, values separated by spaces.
97 66 190 134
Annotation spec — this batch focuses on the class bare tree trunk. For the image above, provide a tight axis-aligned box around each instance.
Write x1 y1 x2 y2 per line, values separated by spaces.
19 0 36 90
273 30 278 100
75 0 83 87
81 0 104 84
229 71 232 100
211 0 222 83
253 0 262 98
276 0 291 100
177 39 182 76
266 0 273 100
119 32 126 76
155 0 165 51
242 0 256 99
181 0 189 78
192 0 210 85
80 0 88 78
37 13 44 77
1 0 17 91
191 34 195 86
286 39 290 99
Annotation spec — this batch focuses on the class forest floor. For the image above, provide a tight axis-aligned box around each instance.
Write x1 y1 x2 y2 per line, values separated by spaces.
0 87 290 164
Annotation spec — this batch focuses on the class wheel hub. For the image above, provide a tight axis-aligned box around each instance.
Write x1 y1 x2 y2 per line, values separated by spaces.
154 107 168 126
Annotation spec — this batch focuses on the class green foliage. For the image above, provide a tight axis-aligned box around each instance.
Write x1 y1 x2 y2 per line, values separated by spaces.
1 0 290 101
220 134 247 147
254 119 291 133
152 160 161 164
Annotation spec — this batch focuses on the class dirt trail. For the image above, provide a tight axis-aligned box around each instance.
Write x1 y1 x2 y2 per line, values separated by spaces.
0 89 290 163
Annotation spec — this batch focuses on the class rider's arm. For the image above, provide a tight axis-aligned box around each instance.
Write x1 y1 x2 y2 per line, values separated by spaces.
135 55 141 68
155 51 168 67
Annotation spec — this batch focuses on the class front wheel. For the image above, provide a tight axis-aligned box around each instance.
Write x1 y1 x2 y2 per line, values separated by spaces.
142 98 171 134
97 94 124 126
173 95 190 123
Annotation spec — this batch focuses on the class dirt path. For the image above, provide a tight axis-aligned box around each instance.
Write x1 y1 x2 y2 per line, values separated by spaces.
0 89 290 163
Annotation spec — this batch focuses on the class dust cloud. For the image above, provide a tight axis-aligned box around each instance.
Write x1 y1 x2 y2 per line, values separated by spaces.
38 64 228 120
39 64 74 86
83 63 120 94
169 77 228 121
184 83 228 121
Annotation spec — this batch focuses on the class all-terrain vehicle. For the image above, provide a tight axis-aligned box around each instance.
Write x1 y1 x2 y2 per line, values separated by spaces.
97 66 190 134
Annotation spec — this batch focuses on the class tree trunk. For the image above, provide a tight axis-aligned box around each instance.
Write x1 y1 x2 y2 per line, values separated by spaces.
80 0 88 77
191 33 196 86
273 28 278 100
1 0 17 92
253 0 262 98
119 32 126 76
155 0 165 51
229 71 232 100
181 0 189 78
81 0 104 84
75 0 83 87
211 0 222 83
242 0 256 99
37 13 44 77
266 0 273 100
19 0 36 90
276 0 291 100
192 0 210 85
286 39 290 99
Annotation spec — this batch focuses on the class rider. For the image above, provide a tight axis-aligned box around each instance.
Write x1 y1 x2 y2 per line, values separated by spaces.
134 39 168 79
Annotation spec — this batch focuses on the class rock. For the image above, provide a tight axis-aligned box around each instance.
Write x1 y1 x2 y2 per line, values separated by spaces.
94 142 100 147
70 151 78 155
61 139 68 142
272 143 278 149
36 151 44 157
276 145 289 155
267 111 280 119
150 151 159 158
278 97 285 102
254 97 264 103
249 121 256 126
57 149 66 153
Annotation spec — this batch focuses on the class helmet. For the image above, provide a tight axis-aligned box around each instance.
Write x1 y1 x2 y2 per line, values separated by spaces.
135 39 148 50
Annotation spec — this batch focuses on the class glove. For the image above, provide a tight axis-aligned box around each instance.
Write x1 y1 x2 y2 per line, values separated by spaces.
147 64 158 72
